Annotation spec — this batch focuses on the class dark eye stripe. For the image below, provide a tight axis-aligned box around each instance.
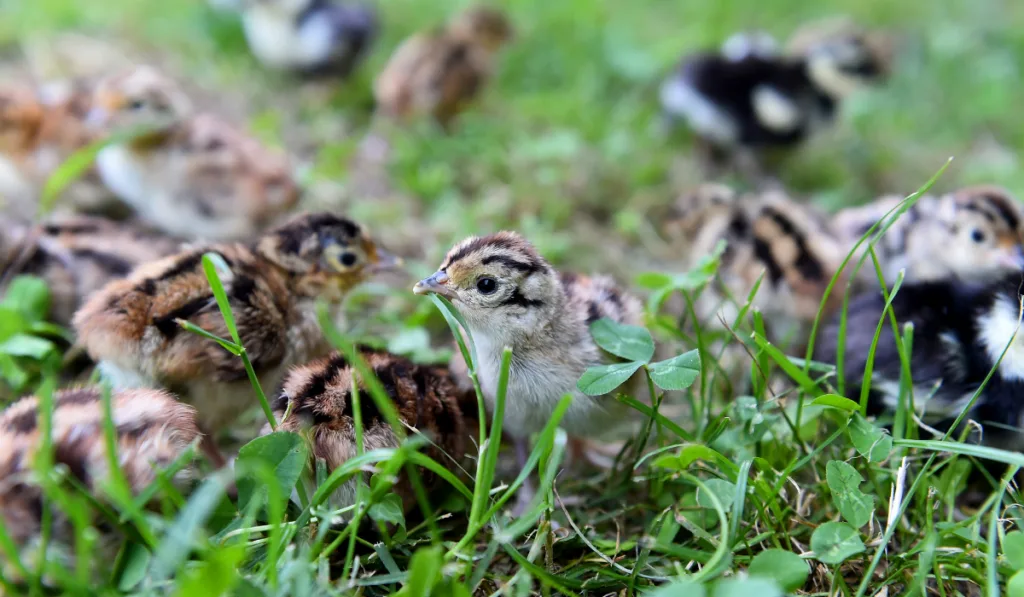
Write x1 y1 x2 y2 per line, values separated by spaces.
500 288 544 309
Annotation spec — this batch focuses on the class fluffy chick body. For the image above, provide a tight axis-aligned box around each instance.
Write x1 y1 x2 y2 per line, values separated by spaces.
415 231 642 440
660 27 886 171
817 271 1024 450
0 387 200 574
0 82 114 219
834 185 1024 288
241 0 378 77
73 213 396 434
374 6 513 127
1 215 181 326
89 66 299 241
669 185 848 328
272 350 477 511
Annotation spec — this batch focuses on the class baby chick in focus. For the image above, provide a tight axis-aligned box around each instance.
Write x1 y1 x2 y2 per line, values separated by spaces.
413 232 643 497
73 213 400 438
834 185 1024 289
0 387 200 578
374 5 513 128
239 0 378 77
816 270 1024 450
87 66 300 241
1 215 180 326
660 21 887 180
270 350 477 513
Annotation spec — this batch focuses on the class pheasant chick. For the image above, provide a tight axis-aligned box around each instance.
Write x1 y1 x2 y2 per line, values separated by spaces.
834 185 1024 289
374 5 513 128
240 0 378 77
413 231 643 457
87 66 300 241
660 22 887 178
1 215 181 326
73 212 400 436
0 82 116 220
0 387 200 578
270 350 477 512
817 271 1024 451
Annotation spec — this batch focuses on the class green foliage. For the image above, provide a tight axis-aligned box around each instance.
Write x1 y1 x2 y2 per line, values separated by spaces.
747 549 809 592
235 432 308 514
0 276 63 395
811 521 866 565
825 460 874 528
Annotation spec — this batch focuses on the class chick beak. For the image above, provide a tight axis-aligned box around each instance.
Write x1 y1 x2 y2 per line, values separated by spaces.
413 271 455 298
999 245 1024 270
368 249 403 273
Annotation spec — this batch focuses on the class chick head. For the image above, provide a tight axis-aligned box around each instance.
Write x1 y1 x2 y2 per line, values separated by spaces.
256 212 401 300
916 186 1024 281
450 5 514 51
793 18 889 99
414 231 559 338
87 66 192 134
661 183 738 243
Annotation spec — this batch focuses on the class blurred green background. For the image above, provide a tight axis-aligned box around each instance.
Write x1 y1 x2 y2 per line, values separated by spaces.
4 0 1022 281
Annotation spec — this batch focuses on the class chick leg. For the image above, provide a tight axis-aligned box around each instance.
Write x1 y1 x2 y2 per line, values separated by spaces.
511 436 536 517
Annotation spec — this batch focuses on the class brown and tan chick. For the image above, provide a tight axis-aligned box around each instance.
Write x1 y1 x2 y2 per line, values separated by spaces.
73 213 400 439
374 5 513 128
270 350 478 513
665 184 849 333
1 215 181 327
0 81 116 220
87 66 300 241
0 387 201 578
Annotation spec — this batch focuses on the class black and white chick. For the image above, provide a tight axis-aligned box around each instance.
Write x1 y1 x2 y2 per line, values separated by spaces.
239 0 378 78
659 24 887 179
816 271 1024 451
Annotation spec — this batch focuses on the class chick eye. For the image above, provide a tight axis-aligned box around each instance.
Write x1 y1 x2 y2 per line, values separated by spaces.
971 229 986 243
128 100 145 111
339 252 358 267
476 277 497 294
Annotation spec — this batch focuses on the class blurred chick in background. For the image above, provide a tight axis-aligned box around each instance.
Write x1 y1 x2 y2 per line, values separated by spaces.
74 213 400 443
816 270 1024 451
0 81 119 221
271 350 478 513
374 5 513 128
663 184 849 339
239 0 378 78
87 66 300 241
0 215 181 327
0 387 201 579
833 185 1024 289
660 19 889 182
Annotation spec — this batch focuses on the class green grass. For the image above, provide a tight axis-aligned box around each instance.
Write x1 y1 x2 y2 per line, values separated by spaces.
3 0 1024 594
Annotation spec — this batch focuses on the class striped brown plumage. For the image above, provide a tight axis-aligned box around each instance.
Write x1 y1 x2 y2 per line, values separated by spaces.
0 387 200 577
271 351 478 512
1 215 181 326
73 212 397 436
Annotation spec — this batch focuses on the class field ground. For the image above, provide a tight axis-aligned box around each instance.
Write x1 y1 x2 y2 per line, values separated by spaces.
2 0 1024 594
